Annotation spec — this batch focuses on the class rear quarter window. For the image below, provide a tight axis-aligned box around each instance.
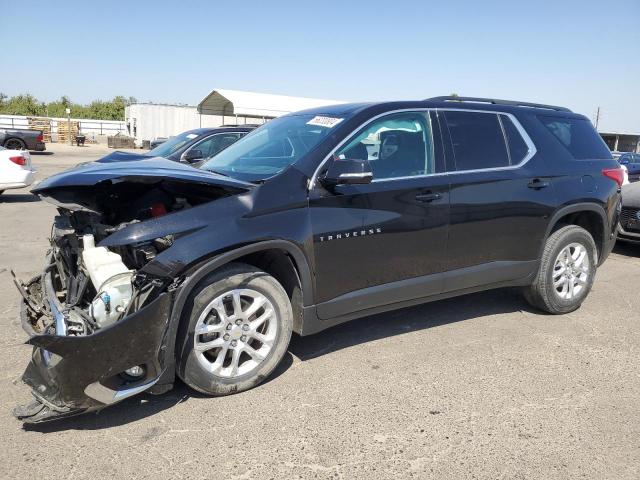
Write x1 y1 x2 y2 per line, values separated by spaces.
538 115 612 160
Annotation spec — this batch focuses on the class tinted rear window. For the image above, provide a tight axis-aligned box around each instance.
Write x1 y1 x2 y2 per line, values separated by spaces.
538 116 611 159
444 111 510 170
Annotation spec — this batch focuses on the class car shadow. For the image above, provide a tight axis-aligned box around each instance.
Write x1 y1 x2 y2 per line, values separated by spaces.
613 241 640 257
289 287 537 361
0 193 40 203
23 288 537 432
30 151 54 156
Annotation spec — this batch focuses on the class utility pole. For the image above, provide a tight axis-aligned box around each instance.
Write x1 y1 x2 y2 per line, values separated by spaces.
595 107 601 130
66 107 72 145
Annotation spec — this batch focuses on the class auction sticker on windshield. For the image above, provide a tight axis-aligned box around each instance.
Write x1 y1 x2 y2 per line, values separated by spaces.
306 116 344 128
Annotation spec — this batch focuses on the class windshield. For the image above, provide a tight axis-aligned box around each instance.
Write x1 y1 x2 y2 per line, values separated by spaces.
200 113 345 182
148 131 200 157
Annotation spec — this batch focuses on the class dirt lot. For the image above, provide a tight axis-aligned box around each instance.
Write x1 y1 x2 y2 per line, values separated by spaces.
0 144 639 479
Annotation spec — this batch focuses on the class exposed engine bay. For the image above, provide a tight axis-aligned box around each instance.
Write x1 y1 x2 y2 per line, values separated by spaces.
21 178 231 338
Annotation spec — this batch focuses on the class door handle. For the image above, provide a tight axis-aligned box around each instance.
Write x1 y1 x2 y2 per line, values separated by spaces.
415 192 442 202
527 179 550 189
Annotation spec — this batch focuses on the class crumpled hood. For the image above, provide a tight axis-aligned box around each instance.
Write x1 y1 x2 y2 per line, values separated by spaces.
622 182 640 209
32 151 253 193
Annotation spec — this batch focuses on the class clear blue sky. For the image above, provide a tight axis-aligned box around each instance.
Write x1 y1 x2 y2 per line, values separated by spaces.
1 0 638 132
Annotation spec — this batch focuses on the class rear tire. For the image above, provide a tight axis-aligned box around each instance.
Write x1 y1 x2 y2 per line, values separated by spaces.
4 138 26 150
524 225 597 314
177 263 293 396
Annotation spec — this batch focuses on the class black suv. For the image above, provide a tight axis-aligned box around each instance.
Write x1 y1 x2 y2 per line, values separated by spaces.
14 96 622 422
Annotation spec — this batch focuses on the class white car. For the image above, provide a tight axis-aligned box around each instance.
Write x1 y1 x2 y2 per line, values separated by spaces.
0 146 37 195
621 164 630 185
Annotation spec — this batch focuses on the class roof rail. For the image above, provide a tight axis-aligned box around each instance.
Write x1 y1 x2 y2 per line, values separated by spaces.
426 96 572 113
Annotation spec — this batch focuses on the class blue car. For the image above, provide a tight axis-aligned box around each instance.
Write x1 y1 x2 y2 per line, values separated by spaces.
615 152 640 182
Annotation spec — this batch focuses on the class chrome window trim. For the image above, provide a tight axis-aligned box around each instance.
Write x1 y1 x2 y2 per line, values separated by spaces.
497 114 512 165
308 108 537 189
340 172 372 179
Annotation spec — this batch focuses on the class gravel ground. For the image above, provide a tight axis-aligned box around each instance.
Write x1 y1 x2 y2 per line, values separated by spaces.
0 144 638 479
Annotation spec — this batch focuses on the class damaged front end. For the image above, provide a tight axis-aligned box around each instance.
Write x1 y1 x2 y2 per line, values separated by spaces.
14 154 253 422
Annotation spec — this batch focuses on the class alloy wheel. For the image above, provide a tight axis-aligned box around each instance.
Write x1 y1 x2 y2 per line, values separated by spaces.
552 242 590 300
5 139 24 150
193 288 277 378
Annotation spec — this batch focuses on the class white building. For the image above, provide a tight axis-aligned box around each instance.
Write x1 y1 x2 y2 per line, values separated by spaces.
599 131 640 153
125 89 345 146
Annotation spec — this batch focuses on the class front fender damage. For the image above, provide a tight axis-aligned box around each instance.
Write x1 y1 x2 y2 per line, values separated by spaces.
13 157 255 423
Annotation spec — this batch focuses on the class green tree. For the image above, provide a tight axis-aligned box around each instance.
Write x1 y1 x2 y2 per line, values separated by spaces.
0 94 46 116
0 93 134 120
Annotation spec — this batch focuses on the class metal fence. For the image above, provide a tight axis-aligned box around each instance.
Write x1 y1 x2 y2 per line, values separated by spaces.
0 114 126 139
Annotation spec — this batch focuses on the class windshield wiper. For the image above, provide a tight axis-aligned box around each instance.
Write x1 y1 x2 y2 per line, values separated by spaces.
203 168 229 177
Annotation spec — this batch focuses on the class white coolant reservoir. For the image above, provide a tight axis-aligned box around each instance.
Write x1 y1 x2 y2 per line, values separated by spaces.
81 234 133 327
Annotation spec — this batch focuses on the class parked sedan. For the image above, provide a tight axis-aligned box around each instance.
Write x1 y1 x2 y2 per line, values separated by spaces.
146 126 256 163
0 146 37 195
615 152 640 182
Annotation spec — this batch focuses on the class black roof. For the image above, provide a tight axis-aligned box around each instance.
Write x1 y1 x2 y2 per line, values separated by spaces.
292 96 583 120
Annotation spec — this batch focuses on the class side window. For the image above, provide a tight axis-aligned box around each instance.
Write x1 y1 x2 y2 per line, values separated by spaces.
444 111 510 170
194 133 242 160
500 115 530 164
208 133 242 158
335 112 435 180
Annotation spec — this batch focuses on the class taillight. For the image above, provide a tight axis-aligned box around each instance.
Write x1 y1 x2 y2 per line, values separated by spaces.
36 134 44 142
602 167 623 187
9 155 26 166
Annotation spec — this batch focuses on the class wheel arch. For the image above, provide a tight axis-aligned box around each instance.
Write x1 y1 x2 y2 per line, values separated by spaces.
158 240 313 385
543 203 608 263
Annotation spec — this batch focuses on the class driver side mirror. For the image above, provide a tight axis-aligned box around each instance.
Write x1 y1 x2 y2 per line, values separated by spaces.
321 157 373 188
182 149 203 163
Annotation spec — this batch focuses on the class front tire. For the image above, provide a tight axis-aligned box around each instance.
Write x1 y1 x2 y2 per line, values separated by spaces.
177 263 293 396
524 225 597 314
